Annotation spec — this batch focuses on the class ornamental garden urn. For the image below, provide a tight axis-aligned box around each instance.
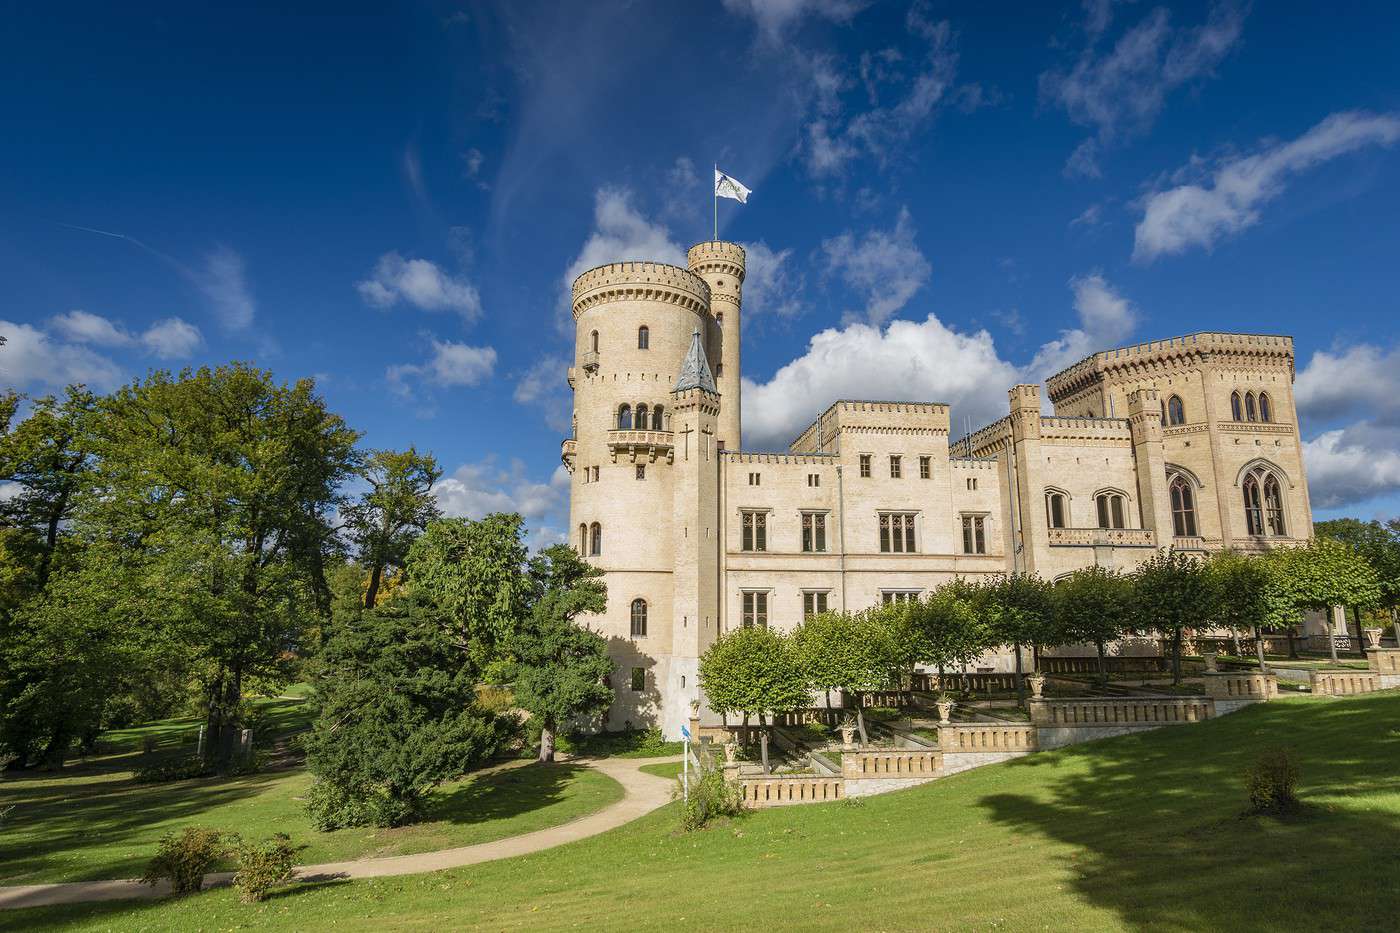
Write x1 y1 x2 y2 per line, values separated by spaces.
1364 628 1383 649
839 719 858 750
1028 673 1045 699
1203 652 1219 673
936 698 954 724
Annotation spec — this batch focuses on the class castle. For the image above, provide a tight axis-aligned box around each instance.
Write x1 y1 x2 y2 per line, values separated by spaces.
563 240 1315 738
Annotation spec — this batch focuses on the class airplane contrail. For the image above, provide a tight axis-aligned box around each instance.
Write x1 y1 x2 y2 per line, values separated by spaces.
56 221 195 279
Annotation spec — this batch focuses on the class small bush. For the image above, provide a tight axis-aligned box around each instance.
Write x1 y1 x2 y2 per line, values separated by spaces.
1248 747 1300 813
232 832 302 902
676 768 745 831
305 779 415 830
141 827 227 894
135 755 213 784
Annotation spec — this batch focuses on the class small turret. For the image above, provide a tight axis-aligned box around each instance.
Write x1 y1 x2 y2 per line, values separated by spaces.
674 330 718 394
687 241 745 450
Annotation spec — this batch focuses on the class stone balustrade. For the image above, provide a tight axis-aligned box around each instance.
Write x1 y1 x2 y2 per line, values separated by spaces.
1202 671 1278 702
840 749 942 780
1039 656 1167 675
1310 670 1381 696
1031 697 1213 728
739 775 844 808
859 691 915 708
606 429 675 463
771 707 845 728
937 724 1037 752
1047 527 1156 548
914 671 1022 693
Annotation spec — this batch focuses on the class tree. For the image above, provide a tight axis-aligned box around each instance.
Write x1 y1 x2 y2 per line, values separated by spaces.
407 514 531 666
1315 519 1400 649
341 448 441 610
83 365 359 766
699 626 808 772
1270 536 1382 663
912 580 991 689
304 589 504 828
981 574 1056 704
1134 549 1212 684
1053 566 1134 682
789 612 855 710
512 545 613 762
1205 550 1280 671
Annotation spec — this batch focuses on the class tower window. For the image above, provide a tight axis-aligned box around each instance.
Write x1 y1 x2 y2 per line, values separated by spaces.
617 404 632 430
879 512 917 553
859 454 871 478
630 598 648 637
589 522 602 556
1243 467 1286 537
1170 475 1198 537
961 515 986 554
1231 391 1243 421
967 477 978 491
919 456 931 479
652 404 664 430
807 473 820 487
1167 395 1185 426
801 512 827 552
741 510 767 552
889 455 902 479
1245 392 1258 422
635 464 645 480
636 403 649 430
1046 491 1067 529
578 523 587 555
1258 392 1272 423
590 330 599 353
748 472 761 486
637 326 649 349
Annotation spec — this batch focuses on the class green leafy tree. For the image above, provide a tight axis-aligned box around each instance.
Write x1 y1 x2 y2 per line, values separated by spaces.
789 612 855 710
512 545 613 762
982 574 1056 703
1315 518 1400 648
1205 550 1278 671
341 447 441 610
407 514 531 665
1053 566 1134 682
1134 549 1212 684
699 626 809 771
912 580 991 689
1270 536 1382 663
304 589 504 828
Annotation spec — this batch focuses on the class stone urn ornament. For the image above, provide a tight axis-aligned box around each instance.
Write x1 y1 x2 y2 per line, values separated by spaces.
1364 628 1383 649
839 717 858 750
1028 673 1045 699
936 697 954 724
723 741 737 764
1203 652 1219 673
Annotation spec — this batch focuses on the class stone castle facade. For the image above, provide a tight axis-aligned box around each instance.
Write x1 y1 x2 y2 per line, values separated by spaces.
563 240 1314 738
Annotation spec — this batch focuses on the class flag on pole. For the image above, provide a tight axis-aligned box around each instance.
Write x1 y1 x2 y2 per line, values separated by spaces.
714 168 752 203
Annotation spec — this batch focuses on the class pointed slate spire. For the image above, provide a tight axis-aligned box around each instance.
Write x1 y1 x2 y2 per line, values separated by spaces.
673 329 718 394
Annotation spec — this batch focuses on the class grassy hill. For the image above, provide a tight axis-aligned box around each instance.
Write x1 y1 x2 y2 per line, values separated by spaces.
12 692 1400 931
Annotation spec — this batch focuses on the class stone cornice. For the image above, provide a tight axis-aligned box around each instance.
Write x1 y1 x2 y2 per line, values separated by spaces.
571 262 712 319
1046 332 1295 403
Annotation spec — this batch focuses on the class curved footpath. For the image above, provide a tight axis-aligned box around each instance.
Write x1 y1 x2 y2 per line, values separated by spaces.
0 754 680 911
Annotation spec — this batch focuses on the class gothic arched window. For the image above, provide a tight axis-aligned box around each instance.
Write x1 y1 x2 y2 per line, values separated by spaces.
652 404 664 430
589 522 602 556
630 598 648 637
617 404 632 430
1095 492 1126 529
638 326 649 350
1258 392 1273 423
1045 490 1068 529
636 404 649 431
1169 475 1198 537
1167 395 1185 426
590 330 599 353
578 523 588 555
1242 467 1286 537
1231 391 1243 421
1245 392 1258 422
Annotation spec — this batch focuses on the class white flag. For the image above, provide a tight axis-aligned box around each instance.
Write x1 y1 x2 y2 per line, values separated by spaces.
715 168 752 204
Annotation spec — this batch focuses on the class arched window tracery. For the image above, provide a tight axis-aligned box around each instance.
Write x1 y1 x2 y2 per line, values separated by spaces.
1169 475 1197 537
1245 392 1258 422
1167 395 1185 426
1242 466 1286 537
1045 490 1068 529
630 598 648 637
589 522 602 556
636 404 649 431
1231 391 1243 421
1258 392 1273 423
1095 491 1127 529
617 404 632 430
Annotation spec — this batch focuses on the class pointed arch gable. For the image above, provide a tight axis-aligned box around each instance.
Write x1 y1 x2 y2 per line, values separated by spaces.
1232 457 1294 489
1164 463 1205 489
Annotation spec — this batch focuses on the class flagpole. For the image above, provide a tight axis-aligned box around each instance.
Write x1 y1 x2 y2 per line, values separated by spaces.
713 163 718 241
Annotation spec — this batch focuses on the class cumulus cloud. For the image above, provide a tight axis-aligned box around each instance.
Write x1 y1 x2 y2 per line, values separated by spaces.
357 252 483 320
1296 343 1400 426
742 314 1019 450
721 0 868 44
1041 2 1247 177
1133 111 1400 262
821 207 931 326
50 309 131 347
434 459 570 549
141 318 204 359
1303 429 1400 510
1025 273 1139 381
513 354 571 433
1293 342 1400 509
563 187 686 294
387 338 497 399
738 242 804 319
0 320 124 391
45 309 203 362
198 246 256 330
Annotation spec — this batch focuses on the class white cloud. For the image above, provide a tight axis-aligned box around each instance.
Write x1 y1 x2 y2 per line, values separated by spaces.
462 147 484 179
739 242 804 319
721 0 867 44
434 459 570 550
1026 273 1139 381
0 320 124 390
1303 429 1400 510
742 314 1019 451
387 338 496 398
1041 2 1247 177
1133 111 1400 262
1296 343 1400 426
513 355 571 433
198 247 256 331
50 309 132 347
140 318 204 359
821 207 931 326
563 188 686 294
357 252 483 320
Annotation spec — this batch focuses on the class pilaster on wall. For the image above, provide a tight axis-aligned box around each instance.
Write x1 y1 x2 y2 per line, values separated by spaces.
668 386 721 739
1127 389 1174 546
1008 385 1046 575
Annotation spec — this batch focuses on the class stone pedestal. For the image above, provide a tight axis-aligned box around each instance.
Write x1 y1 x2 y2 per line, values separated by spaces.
1202 671 1277 714
1366 647 1400 689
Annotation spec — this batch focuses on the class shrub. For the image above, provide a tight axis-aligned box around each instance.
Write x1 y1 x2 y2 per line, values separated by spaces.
305 779 413 831
1247 747 1300 813
676 768 744 831
135 755 213 784
141 827 227 894
232 833 302 903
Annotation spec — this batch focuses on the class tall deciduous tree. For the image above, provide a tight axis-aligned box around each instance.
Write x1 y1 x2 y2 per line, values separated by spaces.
912 580 990 688
512 545 613 762
1134 549 1212 684
982 574 1056 703
342 448 441 610
1315 518 1400 648
1270 536 1382 663
1053 566 1134 682
699 626 808 771
1205 550 1278 671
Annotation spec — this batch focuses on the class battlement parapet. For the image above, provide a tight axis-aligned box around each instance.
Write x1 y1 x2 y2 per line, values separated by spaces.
686 241 746 280
1046 332 1295 403
571 262 712 318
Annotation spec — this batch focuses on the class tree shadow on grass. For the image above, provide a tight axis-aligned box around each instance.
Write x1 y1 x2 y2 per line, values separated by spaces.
421 761 587 829
978 694 1400 932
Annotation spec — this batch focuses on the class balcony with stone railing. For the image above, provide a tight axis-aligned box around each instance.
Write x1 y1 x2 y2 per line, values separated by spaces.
1047 527 1156 548
607 429 675 463
580 349 599 373
560 438 576 472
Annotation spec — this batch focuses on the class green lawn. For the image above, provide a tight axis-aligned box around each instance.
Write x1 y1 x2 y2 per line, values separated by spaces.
13 691 1400 931
637 761 683 780
0 697 623 885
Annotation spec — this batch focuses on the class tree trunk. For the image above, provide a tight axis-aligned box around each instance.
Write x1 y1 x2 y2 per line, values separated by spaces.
1095 638 1107 684
1230 631 1242 657
1013 642 1026 707
758 715 770 774
1254 625 1268 674
1032 643 1041 674
538 723 555 763
1352 606 1367 658
203 669 225 765
854 698 869 746
1170 629 1182 686
1392 607 1399 648
363 561 384 610
824 689 831 710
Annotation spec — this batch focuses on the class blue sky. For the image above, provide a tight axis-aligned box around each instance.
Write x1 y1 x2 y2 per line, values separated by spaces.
4 0 1399 545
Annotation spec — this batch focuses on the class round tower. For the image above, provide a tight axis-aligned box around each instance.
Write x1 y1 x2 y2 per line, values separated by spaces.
686 241 745 450
568 260 712 730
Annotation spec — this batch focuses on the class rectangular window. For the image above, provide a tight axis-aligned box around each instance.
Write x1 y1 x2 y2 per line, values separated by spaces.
635 464 645 480
919 456 931 479
889 455 902 479
803 590 829 619
881 590 920 605
961 515 986 554
801 512 827 552
630 667 645 692
741 510 767 552
859 454 871 478
748 472 761 486
742 591 769 628
807 473 820 487
879 512 917 553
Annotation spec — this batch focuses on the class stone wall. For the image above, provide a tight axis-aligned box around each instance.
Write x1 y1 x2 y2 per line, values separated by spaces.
1310 670 1381 696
